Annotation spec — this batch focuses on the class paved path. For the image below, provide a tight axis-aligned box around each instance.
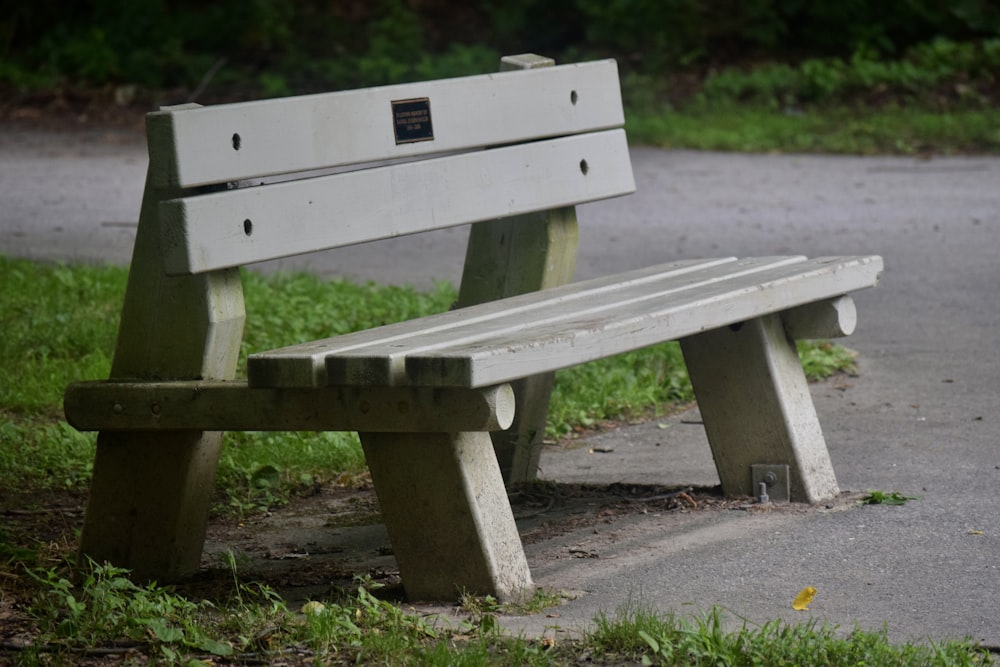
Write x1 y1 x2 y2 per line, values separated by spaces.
2 125 998 646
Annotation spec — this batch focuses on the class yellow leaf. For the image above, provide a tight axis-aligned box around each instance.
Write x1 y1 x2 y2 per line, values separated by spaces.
792 586 817 611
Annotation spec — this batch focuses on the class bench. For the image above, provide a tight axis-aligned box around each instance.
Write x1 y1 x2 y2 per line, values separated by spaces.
64 54 883 602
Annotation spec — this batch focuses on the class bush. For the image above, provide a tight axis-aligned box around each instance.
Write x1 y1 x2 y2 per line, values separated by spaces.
1 0 996 94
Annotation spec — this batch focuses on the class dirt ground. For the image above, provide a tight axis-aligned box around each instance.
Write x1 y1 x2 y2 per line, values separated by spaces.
1 454 843 661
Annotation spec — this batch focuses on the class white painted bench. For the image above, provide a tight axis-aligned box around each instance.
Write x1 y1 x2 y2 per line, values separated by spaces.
64 54 882 602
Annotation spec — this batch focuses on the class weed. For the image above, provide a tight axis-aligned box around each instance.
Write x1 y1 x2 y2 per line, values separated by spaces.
588 604 992 667
459 587 564 617
799 340 857 380
26 558 233 661
6 536 992 665
859 490 921 506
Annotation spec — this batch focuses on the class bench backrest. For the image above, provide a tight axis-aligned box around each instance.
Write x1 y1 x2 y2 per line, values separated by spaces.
150 57 635 275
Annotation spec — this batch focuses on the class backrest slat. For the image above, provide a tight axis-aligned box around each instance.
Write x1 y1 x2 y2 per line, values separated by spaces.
148 60 624 189
161 129 634 275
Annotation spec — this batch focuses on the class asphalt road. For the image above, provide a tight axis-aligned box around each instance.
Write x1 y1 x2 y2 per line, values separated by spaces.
2 124 998 646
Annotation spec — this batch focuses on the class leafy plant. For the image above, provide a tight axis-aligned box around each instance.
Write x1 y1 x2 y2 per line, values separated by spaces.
26 559 234 661
548 342 693 438
799 341 857 381
459 587 564 618
859 490 921 505
589 603 991 667
6 539 992 665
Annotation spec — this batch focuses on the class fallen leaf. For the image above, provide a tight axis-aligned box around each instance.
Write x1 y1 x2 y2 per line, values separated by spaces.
792 586 817 611
968 529 984 536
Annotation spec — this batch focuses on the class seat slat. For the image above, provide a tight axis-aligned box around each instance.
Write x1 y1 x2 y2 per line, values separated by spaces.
148 60 624 189
248 256 883 389
403 256 883 387
248 258 741 388
161 129 634 275
330 257 817 386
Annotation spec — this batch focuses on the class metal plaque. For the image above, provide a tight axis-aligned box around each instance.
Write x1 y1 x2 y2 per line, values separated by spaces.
391 97 434 144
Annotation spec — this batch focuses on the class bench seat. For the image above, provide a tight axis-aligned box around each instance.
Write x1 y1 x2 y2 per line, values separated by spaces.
249 255 882 390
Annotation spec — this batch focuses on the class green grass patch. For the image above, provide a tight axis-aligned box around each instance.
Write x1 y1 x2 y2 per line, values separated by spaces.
623 38 1000 155
627 106 1000 155
588 602 991 666
16 561 993 665
0 256 858 509
859 490 921 506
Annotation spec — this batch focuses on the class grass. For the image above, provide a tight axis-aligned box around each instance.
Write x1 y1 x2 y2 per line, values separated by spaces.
589 602 992 667
622 38 1000 155
8 559 992 665
859 490 921 506
627 106 1000 155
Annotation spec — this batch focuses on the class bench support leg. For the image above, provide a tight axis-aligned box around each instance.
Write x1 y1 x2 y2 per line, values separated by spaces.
680 314 840 503
80 432 223 579
457 209 579 483
452 55 580 485
78 167 245 580
360 431 534 602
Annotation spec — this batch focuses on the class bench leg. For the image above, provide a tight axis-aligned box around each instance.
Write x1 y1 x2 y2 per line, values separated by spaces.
456 209 579 483
79 432 222 579
77 168 245 580
500 374 558 482
360 431 533 602
679 314 840 503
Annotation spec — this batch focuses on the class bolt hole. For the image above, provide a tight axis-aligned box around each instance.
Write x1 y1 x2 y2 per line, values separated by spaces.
232 133 241 150
570 90 578 105
243 219 253 236
579 159 589 175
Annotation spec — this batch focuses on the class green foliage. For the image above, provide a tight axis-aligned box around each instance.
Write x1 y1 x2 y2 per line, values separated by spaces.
0 257 123 413
627 106 1000 155
588 603 992 666
217 430 366 516
27 559 234 661
15 559 995 665
859 490 921 506
699 38 1000 110
2 0 997 94
798 341 857 381
0 420 94 491
548 342 693 438
238 269 456 360
13 555 995 665
589 598 676 657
